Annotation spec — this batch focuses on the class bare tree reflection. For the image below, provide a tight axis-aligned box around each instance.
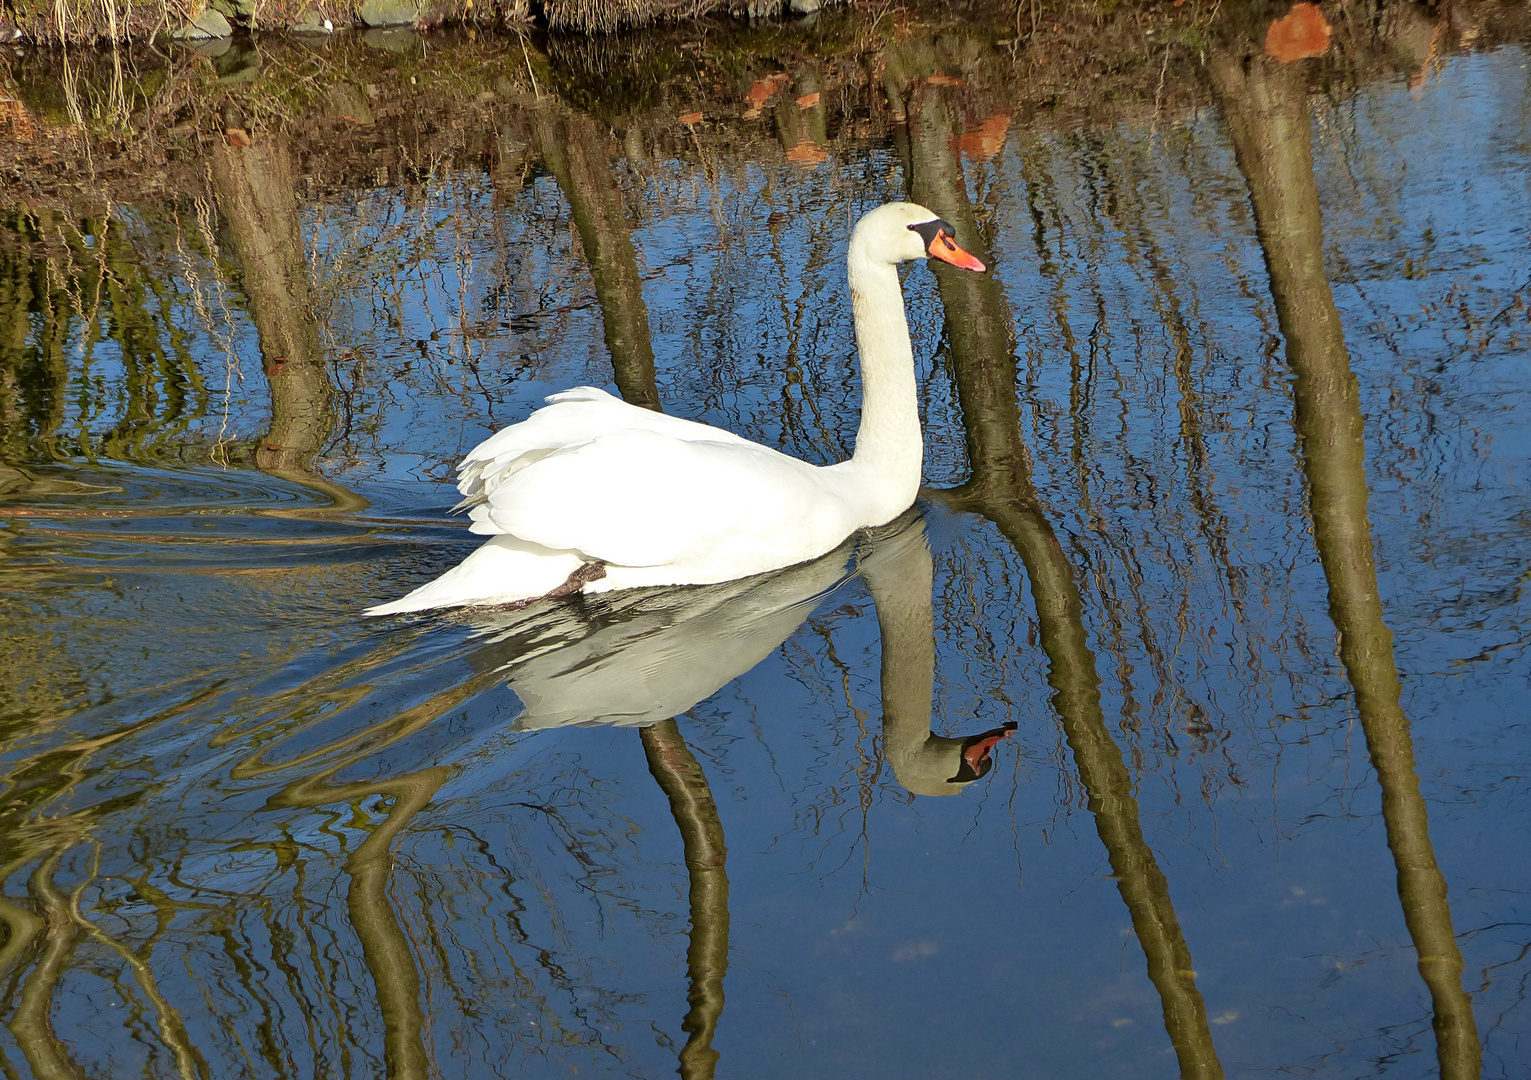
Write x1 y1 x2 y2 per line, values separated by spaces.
902 78 1225 1079
270 767 450 1080
527 111 728 1074
0 211 74 464
209 135 366 512
1208 37 1480 1079
0 209 211 467
0 690 223 1080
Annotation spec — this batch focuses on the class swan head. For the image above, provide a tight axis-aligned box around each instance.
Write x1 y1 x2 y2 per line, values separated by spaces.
851 202 987 272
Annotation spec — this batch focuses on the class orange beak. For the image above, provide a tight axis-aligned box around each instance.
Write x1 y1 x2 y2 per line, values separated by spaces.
927 228 987 273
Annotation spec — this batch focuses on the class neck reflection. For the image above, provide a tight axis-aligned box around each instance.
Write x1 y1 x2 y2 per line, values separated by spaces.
862 512 1016 796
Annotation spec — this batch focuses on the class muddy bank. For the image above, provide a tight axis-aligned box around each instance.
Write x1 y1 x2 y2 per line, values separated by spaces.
3 0 1526 218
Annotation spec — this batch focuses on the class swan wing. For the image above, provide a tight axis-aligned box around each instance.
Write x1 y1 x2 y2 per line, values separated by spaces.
467 428 851 569
456 387 753 508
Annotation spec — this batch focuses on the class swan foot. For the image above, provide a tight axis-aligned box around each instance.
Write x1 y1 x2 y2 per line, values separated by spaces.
546 561 607 599
438 561 607 620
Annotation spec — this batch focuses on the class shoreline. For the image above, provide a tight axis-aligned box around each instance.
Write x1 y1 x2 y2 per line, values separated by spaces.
3 0 841 45
2 0 1528 217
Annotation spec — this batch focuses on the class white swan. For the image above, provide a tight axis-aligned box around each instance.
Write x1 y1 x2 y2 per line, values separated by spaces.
366 202 986 616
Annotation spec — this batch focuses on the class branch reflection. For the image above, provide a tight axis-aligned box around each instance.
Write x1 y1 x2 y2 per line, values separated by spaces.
5 858 86 1080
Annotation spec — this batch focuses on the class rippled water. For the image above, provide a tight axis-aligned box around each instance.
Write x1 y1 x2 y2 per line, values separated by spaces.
2 18 1530 1080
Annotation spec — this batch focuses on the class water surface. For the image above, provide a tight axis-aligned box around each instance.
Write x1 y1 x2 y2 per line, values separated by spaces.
1 16 1530 1079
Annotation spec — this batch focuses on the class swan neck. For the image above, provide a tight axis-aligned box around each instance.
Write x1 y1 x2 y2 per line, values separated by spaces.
847 248 922 522
861 525 947 797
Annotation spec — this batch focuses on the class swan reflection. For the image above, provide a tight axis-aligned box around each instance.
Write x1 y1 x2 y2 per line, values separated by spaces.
462 510 1014 794
462 532 855 731
858 512 1016 796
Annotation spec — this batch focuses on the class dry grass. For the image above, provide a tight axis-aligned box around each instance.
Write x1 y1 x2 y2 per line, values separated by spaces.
9 0 816 41
1 0 1527 192
543 0 720 33
2 0 526 44
4 0 198 44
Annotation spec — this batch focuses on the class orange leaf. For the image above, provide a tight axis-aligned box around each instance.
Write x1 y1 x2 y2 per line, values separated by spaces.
925 73 965 86
747 78 781 106
678 111 703 124
958 112 1011 159
225 126 252 147
785 136 828 166
795 92 820 110
1264 2 1332 63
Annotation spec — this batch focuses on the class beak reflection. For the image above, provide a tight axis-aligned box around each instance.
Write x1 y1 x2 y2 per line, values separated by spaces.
951 722 1019 784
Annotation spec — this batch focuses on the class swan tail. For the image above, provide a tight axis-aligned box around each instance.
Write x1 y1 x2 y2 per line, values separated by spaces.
365 536 587 616
542 385 613 405
452 393 614 508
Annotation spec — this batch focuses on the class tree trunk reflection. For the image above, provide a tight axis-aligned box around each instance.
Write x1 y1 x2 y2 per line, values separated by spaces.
273 767 450 1080
904 81 1225 1080
539 120 728 1073
1209 48 1480 1080
533 108 661 413
209 137 365 511
641 722 730 1080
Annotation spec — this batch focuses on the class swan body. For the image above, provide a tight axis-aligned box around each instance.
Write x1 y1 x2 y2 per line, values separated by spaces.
367 202 985 616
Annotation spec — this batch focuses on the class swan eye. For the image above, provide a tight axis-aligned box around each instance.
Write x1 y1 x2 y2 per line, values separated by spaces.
907 217 959 252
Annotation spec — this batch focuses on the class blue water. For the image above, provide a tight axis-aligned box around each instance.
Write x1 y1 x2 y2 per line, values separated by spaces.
0 31 1528 1080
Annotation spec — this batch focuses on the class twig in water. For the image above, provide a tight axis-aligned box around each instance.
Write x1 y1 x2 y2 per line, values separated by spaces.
1150 44 1171 139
